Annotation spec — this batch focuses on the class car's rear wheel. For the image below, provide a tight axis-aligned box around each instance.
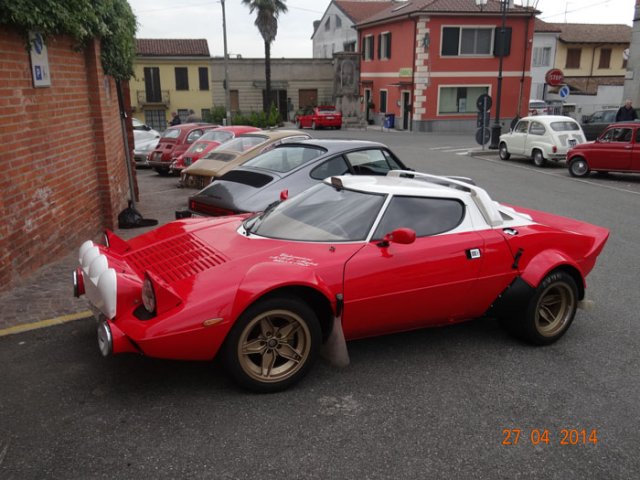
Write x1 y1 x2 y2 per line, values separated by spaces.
533 149 546 167
222 297 321 392
568 157 590 177
499 142 511 160
155 168 170 176
502 271 578 345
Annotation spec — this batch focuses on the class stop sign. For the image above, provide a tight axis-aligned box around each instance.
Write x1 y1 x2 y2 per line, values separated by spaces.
545 69 564 86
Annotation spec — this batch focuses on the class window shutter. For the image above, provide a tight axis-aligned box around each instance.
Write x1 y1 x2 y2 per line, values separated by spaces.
378 34 381 59
386 32 392 59
493 27 512 56
442 27 460 56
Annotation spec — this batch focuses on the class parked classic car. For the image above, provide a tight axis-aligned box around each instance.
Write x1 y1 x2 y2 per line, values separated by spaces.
295 106 342 130
567 122 640 177
499 115 586 167
180 129 311 189
74 171 608 392
170 125 261 173
147 123 217 175
185 139 408 217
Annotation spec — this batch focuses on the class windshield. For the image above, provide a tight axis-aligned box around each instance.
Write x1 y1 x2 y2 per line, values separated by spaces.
245 183 385 242
242 146 325 173
217 135 267 153
550 121 580 132
161 127 181 139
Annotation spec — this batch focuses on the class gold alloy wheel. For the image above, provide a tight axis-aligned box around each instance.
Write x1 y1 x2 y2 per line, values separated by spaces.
237 309 311 383
534 281 576 337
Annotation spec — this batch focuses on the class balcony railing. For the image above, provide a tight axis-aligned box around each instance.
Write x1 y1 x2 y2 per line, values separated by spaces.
137 90 170 107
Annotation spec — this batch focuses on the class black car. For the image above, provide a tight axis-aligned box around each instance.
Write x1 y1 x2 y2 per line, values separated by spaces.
580 108 640 140
184 139 408 217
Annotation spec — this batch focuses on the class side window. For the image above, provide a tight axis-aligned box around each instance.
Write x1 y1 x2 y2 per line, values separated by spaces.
590 112 604 122
186 129 204 143
310 156 350 180
345 149 396 175
529 122 546 135
373 196 465 239
514 121 529 133
604 111 617 122
635 129 640 143
610 127 632 142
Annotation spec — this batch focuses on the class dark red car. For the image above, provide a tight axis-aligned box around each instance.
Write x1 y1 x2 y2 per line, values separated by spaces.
147 123 216 175
295 106 342 130
170 125 261 173
567 122 640 177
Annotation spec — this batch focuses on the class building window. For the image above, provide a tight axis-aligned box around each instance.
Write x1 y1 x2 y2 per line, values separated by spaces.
363 35 374 60
199 67 209 90
533 47 551 67
598 48 611 69
325 17 331 31
344 40 356 52
336 15 342 28
175 67 189 90
177 109 189 123
438 86 489 114
143 67 161 102
379 90 388 113
378 32 392 60
566 48 581 69
442 27 492 56
144 109 166 131
201 108 211 121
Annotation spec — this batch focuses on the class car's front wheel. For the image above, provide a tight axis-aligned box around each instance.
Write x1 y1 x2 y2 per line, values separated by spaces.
221 297 321 392
532 149 546 167
568 157 590 177
499 142 511 160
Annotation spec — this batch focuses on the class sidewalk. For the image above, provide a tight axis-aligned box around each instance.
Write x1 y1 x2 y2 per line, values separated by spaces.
0 169 187 335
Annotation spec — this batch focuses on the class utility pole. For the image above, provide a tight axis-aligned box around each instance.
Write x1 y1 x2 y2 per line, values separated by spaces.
221 0 232 125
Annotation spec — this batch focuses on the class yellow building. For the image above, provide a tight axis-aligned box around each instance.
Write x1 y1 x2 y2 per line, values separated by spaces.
130 39 213 130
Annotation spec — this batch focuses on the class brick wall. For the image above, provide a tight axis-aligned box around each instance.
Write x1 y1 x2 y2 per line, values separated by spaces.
0 28 133 290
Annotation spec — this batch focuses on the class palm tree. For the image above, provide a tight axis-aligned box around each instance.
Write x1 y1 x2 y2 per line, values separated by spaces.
242 0 288 113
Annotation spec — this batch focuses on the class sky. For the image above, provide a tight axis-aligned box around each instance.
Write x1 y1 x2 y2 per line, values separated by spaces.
127 0 637 59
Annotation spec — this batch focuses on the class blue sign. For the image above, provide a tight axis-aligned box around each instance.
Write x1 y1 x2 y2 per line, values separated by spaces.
559 85 570 99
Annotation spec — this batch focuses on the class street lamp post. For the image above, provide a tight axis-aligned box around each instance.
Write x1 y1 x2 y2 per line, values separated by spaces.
221 0 232 126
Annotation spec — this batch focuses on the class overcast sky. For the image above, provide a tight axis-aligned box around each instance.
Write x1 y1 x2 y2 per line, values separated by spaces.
127 0 637 59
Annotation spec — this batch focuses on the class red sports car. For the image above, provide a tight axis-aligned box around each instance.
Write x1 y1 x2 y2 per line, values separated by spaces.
295 106 342 130
147 123 217 175
74 172 608 392
567 122 640 177
170 125 261 173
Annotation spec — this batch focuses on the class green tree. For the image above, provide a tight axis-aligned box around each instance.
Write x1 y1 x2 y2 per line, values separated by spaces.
241 0 288 113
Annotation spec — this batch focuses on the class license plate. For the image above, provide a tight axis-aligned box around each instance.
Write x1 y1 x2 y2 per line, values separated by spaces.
568 139 577 147
326 116 334 120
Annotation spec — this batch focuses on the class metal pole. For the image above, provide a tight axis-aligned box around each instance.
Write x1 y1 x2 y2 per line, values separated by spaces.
489 0 507 149
221 0 232 126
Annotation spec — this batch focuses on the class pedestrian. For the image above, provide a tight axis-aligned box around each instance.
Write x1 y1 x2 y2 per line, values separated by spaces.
169 111 181 126
185 109 200 123
615 99 638 121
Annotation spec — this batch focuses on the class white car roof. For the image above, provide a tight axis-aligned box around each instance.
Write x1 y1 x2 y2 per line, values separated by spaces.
327 171 504 227
519 115 578 123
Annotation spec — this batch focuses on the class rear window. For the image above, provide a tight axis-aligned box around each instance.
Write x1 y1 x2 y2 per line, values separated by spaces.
243 146 325 173
220 135 267 153
161 128 181 139
199 130 234 143
550 121 580 132
215 170 273 188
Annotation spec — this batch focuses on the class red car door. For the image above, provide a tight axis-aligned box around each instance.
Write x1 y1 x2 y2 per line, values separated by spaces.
341 196 496 340
592 127 633 170
632 128 640 171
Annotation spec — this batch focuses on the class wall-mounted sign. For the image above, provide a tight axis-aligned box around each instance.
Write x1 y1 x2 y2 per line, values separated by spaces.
545 68 564 87
399 68 413 77
29 32 51 88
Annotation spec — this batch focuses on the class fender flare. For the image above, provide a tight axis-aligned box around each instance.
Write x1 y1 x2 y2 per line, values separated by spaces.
519 249 585 297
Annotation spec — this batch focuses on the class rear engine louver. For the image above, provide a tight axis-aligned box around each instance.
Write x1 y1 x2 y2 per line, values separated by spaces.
127 234 227 283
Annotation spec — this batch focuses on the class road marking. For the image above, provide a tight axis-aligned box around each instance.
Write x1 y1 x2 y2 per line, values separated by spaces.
469 154 640 196
0 311 93 338
443 148 473 153
429 146 453 150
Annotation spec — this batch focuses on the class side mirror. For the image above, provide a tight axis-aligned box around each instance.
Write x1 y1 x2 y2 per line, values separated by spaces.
280 189 289 201
377 228 416 247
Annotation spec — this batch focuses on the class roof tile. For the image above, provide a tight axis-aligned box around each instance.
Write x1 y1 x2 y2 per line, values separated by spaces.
136 39 210 57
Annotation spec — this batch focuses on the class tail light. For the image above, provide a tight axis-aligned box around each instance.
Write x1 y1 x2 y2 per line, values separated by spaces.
141 274 156 315
552 146 557 153
189 199 235 217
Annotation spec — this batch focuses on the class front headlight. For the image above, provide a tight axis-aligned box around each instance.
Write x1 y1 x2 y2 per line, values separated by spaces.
141 275 156 314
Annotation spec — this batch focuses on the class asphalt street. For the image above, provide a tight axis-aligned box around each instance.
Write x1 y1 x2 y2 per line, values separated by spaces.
1 126 639 479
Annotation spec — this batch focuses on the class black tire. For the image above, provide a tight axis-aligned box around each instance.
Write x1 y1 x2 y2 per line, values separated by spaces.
155 168 170 176
515 271 578 345
336 125 342 130
221 297 321 392
568 157 590 177
499 142 511 160
533 149 546 167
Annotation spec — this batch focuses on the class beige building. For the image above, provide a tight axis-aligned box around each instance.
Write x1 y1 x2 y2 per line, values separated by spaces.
130 39 213 130
211 58 334 120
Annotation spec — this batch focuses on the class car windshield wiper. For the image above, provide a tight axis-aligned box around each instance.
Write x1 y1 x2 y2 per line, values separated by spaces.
244 200 281 235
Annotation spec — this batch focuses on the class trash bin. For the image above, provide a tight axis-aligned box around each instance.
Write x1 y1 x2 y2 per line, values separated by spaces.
383 113 395 129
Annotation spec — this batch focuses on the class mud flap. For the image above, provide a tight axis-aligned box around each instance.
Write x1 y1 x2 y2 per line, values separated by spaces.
320 316 350 368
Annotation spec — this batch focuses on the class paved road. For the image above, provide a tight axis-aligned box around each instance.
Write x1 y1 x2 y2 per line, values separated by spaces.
1 128 639 478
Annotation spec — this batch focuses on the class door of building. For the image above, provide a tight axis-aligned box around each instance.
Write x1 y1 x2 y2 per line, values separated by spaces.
402 91 411 130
